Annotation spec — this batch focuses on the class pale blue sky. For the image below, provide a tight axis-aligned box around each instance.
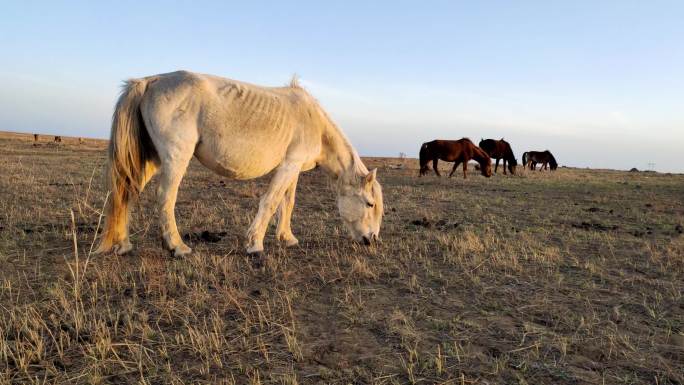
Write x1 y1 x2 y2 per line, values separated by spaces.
1 1 682 171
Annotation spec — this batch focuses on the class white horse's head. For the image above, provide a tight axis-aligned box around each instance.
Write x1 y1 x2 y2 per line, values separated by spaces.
337 168 383 244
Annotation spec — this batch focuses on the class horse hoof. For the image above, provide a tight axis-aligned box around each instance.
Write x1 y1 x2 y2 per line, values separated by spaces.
247 251 267 268
279 236 299 247
113 241 133 255
285 238 299 247
173 244 192 258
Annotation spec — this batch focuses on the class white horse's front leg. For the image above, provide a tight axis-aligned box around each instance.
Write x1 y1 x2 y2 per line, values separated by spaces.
246 163 301 254
276 177 299 247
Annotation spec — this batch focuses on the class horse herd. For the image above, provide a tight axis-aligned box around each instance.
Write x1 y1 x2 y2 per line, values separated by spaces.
419 138 558 178
94 71 559 258
32 134 85 144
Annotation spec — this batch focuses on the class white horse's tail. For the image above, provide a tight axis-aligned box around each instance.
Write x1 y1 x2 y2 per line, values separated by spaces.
96 79 158 254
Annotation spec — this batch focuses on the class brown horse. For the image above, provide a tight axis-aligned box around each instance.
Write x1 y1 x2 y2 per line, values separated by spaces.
419 139 492 179
522 151 557 171
33 134 39 142
478 138 517 175
54 136 62 143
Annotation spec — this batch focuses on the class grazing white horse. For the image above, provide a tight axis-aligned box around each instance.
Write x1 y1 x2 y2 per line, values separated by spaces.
96 71 383 257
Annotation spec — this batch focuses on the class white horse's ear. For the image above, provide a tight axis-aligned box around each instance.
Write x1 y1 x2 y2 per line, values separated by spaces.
365 168 377 185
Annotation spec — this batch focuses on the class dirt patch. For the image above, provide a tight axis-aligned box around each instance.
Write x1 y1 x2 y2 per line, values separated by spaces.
585 206 614 214
12 222 100 235
410 217 459 230
182 230 228 243
48 182 84 187
629 228 654 237
411 217 432 228
571 222 619 231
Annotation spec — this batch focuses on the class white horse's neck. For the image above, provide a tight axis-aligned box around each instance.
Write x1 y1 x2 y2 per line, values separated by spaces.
317 115 368 184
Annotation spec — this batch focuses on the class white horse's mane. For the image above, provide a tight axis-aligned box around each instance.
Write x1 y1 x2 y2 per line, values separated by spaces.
288 74 301 89
286 75 368 179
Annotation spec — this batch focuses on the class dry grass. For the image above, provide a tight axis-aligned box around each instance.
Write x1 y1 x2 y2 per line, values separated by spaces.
0 131 682 384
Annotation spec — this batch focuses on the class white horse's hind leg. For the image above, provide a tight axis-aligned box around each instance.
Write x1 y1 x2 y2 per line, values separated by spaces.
115 162 159 255
276 177 299 247
156 151 194 258
246 162 302 254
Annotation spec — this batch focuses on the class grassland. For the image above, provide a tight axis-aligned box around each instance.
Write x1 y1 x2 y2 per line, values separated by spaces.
0 131 682 384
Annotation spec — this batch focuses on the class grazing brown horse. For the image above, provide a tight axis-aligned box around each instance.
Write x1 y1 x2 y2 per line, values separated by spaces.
522 151 557 171
54 136 62 143
419 139 492 179
479 138 517 175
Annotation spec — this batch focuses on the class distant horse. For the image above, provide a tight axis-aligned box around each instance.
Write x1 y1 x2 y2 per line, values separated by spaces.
54 136 62 143
33 134 39 142
523 151 557 171
96 71 383 258
419 139 492 179
79 137 85 145
479 138 517 175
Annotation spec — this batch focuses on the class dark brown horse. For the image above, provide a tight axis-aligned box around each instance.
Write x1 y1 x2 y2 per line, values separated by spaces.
478 138 517 175
522 151 557 171
419 139 492 179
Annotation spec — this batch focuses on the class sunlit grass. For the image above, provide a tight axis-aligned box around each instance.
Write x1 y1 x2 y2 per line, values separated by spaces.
0 131 683 384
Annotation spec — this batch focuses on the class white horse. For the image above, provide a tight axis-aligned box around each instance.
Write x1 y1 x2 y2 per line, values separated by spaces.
96 71 383 257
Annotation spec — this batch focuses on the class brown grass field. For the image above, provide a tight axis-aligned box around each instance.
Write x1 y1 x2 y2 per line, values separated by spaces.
0 131 682 384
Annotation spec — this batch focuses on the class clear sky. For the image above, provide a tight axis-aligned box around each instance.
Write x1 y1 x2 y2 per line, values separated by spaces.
1 1 682 172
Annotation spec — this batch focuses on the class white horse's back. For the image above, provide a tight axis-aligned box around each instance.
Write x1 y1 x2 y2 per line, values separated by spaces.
141 71 322 179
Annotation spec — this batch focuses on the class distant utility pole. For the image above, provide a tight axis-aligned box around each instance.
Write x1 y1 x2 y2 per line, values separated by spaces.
647 162 655 171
